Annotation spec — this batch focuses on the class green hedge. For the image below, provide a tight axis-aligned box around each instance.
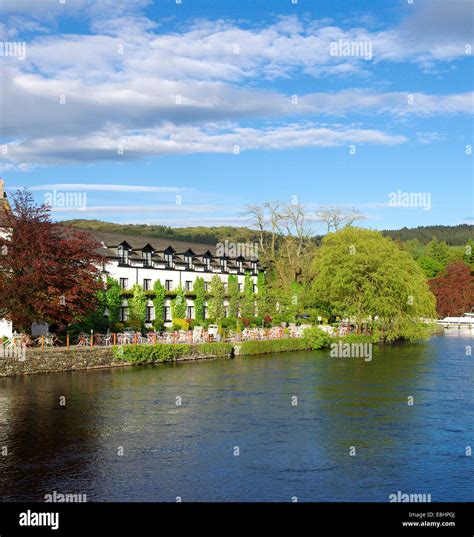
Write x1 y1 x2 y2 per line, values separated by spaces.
114 342 233 363
238 338 312 355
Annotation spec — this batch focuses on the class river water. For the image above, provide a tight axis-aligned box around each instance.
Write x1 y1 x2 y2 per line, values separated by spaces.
0 334 472 502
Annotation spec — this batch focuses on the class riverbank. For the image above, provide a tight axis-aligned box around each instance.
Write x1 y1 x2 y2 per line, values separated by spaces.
0 344 235 377
0 338 314 377
0 328 445 378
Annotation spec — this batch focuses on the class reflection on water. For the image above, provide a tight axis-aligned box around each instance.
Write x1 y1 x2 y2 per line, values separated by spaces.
0 335 472 502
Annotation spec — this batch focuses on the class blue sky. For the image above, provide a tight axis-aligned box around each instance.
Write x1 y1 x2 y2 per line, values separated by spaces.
0 0 472 231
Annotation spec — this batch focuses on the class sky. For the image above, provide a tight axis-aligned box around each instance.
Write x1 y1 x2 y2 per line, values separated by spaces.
0 0 472 231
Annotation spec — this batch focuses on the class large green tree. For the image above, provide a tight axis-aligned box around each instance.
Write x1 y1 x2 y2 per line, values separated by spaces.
240 271 255 318
152 279 166 322
193 276 205 322
129 284 147 322
208 275 225 322
227 274 240 318
105 277 122 324
312 227 436 341
171 284 186 319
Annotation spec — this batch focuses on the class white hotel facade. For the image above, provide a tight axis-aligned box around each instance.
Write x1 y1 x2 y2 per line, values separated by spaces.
0 178 263 335
94 231 263 325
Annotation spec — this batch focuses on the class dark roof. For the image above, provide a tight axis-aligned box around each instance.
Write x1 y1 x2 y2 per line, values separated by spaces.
90 231 216 256
88 230 259 261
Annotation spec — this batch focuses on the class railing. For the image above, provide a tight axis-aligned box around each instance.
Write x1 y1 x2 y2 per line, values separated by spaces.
1 327 305 353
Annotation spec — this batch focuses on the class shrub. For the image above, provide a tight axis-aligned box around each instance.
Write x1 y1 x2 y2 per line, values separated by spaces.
337 333 378 344
221 317 237 329
303 326 333 350
125 319 142 332
113 322 125 332
239 338 311 355
172 318 189 331
152 319 164 332
114 342 233 363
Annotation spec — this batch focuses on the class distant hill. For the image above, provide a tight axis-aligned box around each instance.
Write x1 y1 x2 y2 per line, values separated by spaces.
381 224 473 246
63 219 473 247
63 219 266 245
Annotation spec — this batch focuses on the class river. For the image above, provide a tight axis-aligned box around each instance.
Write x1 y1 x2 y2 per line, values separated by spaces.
0 334 472 502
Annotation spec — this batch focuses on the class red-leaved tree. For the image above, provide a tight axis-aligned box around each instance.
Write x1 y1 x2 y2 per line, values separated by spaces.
428 261 474 317
0 190 105 332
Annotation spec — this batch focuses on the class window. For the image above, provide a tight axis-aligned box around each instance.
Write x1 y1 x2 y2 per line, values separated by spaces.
119 278 128 290
118 246 129 265
185 254 193 269
204 281 209 292
143 250 152 267
237 260 243 272
164 252 173 268
204 256 211 271
251 261 257 273
145 305 153 323
203 305 208 319
221 258 228 272
165 280 173 291
164 306 171 321
186 305 194 319
119 306 128 322
185 280 192 291
143 279 151 291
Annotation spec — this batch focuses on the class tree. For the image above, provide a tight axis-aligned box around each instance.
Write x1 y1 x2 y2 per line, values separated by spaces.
171 284 186 319
0 190 104 332
227 274 240 318
256 271 268 318
193 277 205 322
417 256 445 278
240 271 255 318
245 201 317 313
315 206 365 234
429 262 474 317
312 227 436 341
129 284 147 323
105 277 122 325
208 275 225 322
152 279 166 322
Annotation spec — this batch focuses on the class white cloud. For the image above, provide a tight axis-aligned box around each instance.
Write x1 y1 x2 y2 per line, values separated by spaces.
11 183 187 193
1 122 406 168
0 2 471 169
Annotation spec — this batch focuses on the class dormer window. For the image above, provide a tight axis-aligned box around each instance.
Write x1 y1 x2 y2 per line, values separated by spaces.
143 250 152 267
221 258 228 272
118 245 130 265
237 260 243 272
164 251 173 268
251 261 257 274
203 255 211 271
185 253 193 269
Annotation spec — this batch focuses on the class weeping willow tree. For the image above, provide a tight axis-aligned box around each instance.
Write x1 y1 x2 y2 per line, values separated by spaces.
312 227 437 341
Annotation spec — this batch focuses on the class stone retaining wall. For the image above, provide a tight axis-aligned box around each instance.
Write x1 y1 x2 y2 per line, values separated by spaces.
0 347 235 377
0 347 128 377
